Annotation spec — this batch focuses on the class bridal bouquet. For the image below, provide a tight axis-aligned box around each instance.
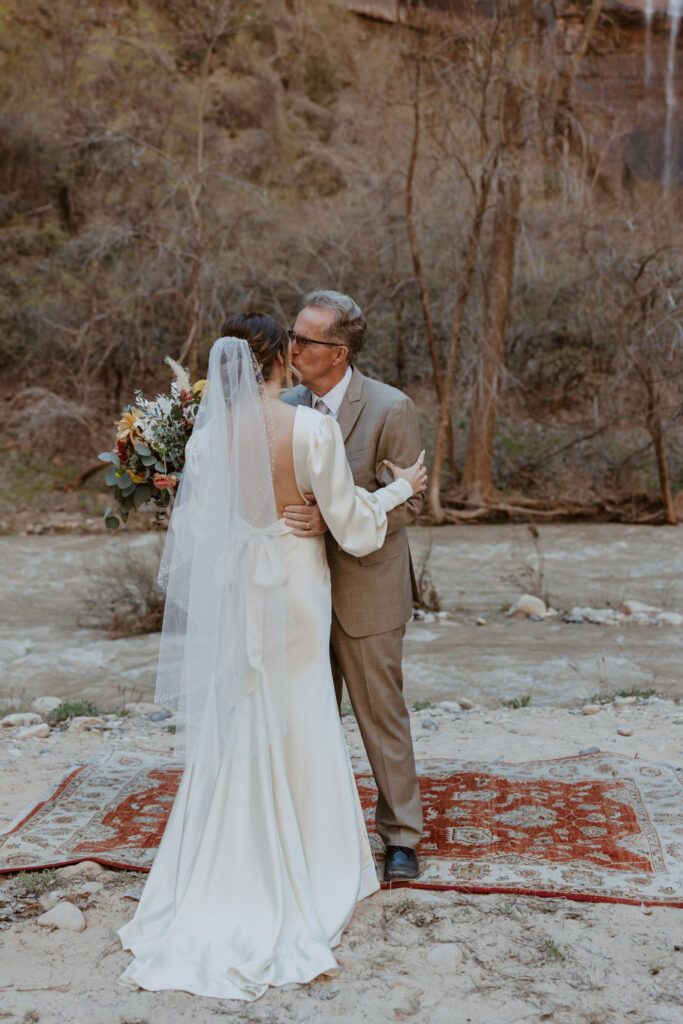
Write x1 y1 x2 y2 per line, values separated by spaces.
99 358 205 529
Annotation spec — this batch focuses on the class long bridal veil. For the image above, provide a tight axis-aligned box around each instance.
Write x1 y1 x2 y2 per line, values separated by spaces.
154 337 287 768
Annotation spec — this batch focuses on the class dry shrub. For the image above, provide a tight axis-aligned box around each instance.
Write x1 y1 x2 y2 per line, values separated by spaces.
2 387 98 459
80 539 165 635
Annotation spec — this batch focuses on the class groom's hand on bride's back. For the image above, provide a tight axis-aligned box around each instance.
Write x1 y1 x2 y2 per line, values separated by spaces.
283 494 329 537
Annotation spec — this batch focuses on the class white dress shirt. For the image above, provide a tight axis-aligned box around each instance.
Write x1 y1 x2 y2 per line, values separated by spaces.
311 365 352 420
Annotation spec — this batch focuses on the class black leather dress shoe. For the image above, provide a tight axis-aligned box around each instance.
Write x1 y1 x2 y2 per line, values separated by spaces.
383 846 420 881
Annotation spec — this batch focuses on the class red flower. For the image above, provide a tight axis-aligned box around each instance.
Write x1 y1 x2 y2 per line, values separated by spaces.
153 473 178 491
116 439 128 461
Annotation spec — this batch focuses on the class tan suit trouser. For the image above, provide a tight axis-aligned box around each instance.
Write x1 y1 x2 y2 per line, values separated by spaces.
330 612 423 849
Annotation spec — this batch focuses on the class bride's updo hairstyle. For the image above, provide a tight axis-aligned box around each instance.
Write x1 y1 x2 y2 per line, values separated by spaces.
221 313 289 382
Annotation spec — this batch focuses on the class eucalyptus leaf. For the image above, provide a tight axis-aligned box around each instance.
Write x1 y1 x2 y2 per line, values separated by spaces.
104 515 120 530
119 494 135 513
134 485 152 507
154 461 166 472
134 443 151 456
98 451 114 463
105 466 120 487
140 454 157 466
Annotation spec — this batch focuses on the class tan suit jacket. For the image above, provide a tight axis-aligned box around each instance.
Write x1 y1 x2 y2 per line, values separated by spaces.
283 367 422 636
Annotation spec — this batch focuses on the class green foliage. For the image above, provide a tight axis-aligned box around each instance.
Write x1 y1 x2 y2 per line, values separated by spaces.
50 700 100 722
412 700 432 711
15 869 57 894
502 696 531 709
543 937 566 962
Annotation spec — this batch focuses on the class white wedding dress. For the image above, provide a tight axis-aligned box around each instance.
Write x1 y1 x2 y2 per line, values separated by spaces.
118 404 413 1000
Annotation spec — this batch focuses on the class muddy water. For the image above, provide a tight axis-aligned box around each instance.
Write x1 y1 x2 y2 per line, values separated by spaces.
0 525 681 710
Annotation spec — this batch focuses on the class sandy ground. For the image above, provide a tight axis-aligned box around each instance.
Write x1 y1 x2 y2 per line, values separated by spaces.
1 523 682 1023
1 707 682 1024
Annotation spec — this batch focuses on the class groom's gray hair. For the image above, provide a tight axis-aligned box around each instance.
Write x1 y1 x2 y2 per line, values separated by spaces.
304 289 367 363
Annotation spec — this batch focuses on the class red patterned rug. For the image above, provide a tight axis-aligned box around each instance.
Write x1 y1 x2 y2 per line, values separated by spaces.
1 750 681 906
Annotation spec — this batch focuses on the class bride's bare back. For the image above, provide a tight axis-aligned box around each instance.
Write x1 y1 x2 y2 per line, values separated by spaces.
266 400 306 514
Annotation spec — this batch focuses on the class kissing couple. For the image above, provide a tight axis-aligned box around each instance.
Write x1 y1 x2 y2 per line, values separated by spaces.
118 289 427 1001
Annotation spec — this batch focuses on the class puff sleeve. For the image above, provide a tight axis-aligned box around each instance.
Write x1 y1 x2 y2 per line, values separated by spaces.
306 414 413 558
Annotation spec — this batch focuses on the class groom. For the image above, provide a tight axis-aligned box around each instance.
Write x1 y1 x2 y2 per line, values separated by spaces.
282 289 423 881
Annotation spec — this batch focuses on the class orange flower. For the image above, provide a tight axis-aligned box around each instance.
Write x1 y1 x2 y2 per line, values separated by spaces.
116 409 142 443
153 473 178 491
193 379 206 397
129 471 147 484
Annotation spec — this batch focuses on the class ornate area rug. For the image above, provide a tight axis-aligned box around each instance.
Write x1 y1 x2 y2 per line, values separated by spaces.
1 750 681 906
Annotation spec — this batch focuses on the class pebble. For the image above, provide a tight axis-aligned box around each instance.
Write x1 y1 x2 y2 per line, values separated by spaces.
508 594 546 618
458 697 475 710
69 716 106 732
124 701 162 717
36 901 86 932
475 617 487 626
614 696 637 706
563 614 584 624
1 712 42 728
59 861 105 879
422 719 439 731
438 701 461 713
16 723 50 740
30 696 63 716
617 728 634 737
149 710 171 721
426 944 462 970
582 704 602 716
579 746 601 754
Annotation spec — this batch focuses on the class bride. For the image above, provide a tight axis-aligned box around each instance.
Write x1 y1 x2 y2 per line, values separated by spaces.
118 314 427 1001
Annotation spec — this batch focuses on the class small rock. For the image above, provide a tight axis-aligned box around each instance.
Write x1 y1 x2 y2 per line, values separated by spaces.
69 716 106 732
438 701 461 713
425 944 462 970
120 889 142 902
563 614 584 624
31 696 63 716
528 615 544 622
16 723 50 740
36 901 86 932
422 719 439 731
617 727 634 737
582 704 602 716
389 981 422 1018
435 611 450 620
458 697 475 710
475 617 487 626
39 892 62 911
579 746 601 754
149 710 171 721
124 702 162 717
620 599 660 616
1 712 42 728
59 861 105 879
614 696 637 706
508 594 546 618
73 881 102 895
655 612 683 626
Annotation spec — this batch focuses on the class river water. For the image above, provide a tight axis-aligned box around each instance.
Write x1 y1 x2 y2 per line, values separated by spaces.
0 524 681 710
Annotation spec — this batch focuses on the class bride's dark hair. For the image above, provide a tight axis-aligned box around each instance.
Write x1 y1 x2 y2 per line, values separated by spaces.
221 313 288 381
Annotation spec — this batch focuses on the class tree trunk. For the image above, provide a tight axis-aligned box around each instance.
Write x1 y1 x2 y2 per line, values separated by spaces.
427 156 496 521
405 61 457 479
645 379 677 524
459 168 521 504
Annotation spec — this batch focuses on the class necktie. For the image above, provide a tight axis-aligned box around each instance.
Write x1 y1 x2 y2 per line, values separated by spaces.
314 398 331 416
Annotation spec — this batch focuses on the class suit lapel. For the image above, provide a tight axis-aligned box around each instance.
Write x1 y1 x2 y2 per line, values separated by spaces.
337 366 366 442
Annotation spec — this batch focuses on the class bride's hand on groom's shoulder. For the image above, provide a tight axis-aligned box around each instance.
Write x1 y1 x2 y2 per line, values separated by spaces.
383 451 427 496
283 495 329 537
